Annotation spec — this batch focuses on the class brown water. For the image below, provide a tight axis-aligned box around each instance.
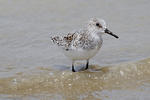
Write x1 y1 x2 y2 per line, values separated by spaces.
0 0 150 99
0 58 150 100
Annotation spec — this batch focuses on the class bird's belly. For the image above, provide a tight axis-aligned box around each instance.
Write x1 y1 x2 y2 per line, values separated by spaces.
63 47 100 61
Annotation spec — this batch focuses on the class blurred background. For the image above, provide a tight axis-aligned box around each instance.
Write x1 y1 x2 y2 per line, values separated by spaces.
0 0 150 100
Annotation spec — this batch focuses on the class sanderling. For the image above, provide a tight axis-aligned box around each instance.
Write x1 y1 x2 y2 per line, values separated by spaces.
51 18 119 72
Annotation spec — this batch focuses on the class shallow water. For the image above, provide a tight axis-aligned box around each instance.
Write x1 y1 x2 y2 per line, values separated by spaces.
0 58 150 100
0 0 150 99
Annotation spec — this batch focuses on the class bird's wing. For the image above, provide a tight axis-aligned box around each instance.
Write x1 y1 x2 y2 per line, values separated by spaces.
51 30 96 50
51 32 79 50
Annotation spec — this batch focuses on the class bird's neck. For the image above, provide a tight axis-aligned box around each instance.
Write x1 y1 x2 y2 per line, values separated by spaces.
87 28 102 38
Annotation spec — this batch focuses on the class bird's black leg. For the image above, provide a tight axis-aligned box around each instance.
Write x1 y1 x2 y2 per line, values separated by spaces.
72 62 76 72
85 59 89 70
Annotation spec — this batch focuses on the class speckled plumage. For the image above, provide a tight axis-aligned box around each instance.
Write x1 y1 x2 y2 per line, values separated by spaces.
51 29 102 51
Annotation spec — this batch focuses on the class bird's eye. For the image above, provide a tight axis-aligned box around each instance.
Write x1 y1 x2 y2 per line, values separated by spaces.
96 23 102 28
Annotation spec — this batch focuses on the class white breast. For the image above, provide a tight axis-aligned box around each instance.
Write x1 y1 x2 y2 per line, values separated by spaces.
63 35 103 61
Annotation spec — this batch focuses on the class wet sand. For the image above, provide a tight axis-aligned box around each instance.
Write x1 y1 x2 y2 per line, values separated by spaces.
0 58 150 100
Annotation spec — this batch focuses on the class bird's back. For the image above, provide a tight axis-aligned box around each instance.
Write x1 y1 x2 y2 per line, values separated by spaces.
51 30 102 51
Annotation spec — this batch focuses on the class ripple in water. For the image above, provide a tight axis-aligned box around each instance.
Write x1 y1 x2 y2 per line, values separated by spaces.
0 58 150 100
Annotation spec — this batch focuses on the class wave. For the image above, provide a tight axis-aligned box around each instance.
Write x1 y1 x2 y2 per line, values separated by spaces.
0 58 150 99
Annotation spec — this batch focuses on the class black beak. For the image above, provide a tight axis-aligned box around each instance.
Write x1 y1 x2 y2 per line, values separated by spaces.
104 28 119 39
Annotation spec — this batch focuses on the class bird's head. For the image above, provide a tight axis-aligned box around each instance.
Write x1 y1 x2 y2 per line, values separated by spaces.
88 18 119 38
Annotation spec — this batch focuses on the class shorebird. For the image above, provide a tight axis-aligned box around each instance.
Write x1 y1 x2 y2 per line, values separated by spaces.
51 18 119 72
